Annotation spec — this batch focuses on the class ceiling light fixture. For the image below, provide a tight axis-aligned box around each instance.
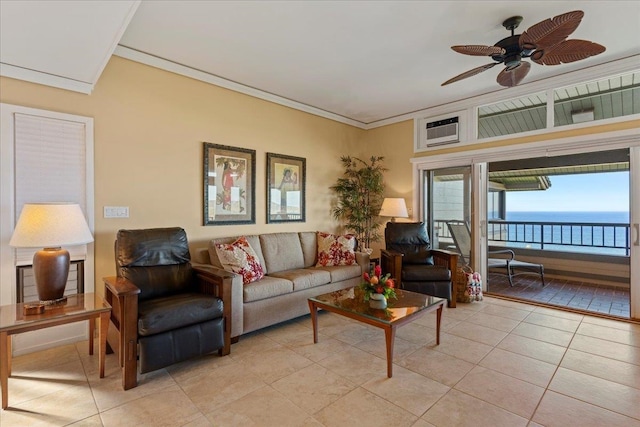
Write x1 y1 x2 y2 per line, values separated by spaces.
571 108 595 124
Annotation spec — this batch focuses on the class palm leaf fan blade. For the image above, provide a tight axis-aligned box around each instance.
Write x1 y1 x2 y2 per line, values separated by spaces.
442 63 498 86
520 10 584 50
531 39 606 65
496 62 531 87
451 45 505 56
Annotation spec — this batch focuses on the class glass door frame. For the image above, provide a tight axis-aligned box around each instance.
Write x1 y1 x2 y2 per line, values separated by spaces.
412 128 639 319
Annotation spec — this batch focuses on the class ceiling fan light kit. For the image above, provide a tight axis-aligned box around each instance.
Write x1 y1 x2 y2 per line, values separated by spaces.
442 10 606 88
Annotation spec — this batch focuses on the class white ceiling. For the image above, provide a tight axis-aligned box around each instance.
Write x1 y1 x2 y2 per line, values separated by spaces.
1 1 639 127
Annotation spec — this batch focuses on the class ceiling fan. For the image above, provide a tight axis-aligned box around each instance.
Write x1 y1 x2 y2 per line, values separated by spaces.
442 10 606 88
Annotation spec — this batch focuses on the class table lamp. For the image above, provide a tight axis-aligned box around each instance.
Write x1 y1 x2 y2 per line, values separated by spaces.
9 203 93 305
379 198 409 222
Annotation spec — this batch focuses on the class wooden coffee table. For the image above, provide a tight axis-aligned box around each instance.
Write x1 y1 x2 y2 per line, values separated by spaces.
0 293 111 409
308 287 445 378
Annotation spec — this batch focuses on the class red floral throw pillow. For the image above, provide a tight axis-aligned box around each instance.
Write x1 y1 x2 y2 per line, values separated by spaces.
316 232 357 267
215 236 264 284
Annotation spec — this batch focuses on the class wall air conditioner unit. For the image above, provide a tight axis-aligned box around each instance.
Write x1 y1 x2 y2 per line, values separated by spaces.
415 111 467 153
425 117 459 147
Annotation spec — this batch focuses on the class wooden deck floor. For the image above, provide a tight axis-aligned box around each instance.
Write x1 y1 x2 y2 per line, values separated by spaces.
486 272 630 318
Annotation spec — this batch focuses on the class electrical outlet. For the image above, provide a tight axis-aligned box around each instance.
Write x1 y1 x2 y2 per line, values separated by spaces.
104 206 129 218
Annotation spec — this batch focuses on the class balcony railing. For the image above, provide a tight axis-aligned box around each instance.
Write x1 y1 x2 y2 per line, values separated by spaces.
435 219 631 256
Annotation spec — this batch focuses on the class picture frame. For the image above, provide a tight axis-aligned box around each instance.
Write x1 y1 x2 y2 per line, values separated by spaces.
203 142 256 225
266 153 306 223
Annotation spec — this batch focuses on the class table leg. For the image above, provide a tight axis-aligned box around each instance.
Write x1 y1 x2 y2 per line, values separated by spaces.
436 303 443 345
384 326 396 378
99 312 109 378
89 318 95 356
6 336 11 376
1 331 8 409
308 301 318 344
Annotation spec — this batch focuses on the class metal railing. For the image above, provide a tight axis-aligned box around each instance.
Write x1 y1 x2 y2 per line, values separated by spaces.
435 219 631 256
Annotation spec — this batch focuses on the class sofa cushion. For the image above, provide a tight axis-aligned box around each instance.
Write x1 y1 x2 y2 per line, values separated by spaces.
209 235 267 274
259 233 305 274
215 236 265 284
137 293 223 337
298 232 318 268
316 232 357 267
270 268 331 291
243 276 294 303
314 264 361 282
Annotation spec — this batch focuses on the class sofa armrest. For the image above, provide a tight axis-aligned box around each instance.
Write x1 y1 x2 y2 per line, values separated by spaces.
380 249 404 284
355 251 370 274
192 264 243 339
102 276 139 390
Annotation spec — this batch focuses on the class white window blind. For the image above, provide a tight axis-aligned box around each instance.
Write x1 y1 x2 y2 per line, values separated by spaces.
13 113 88 279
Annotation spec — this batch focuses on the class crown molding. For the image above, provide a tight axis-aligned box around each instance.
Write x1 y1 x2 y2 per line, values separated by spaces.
0 63 94 94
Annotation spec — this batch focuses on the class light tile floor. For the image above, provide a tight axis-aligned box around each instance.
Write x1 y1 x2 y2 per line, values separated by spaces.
1 296 639 426
487 273 631 318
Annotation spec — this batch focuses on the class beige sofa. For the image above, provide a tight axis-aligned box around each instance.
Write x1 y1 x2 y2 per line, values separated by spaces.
193 231 369 338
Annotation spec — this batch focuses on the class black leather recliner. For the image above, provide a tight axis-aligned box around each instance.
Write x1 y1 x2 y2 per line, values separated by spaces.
103 227 231 389
381 222 458 307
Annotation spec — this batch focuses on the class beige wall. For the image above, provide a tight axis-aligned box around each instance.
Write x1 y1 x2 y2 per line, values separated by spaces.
0 56 367 292
2 55 638 293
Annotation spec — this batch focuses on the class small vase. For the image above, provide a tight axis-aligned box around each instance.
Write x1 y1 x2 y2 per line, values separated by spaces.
369 293 387 309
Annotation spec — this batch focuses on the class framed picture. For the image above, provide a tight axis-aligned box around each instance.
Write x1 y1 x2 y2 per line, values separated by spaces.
204 142 256 225
266 153 306 223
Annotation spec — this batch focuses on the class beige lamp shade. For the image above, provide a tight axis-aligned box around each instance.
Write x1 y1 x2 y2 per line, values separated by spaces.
9 203 93 248
10 203 93 304
379 198 408 222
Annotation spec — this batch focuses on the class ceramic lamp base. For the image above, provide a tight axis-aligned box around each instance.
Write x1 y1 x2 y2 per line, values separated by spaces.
33 247 70 304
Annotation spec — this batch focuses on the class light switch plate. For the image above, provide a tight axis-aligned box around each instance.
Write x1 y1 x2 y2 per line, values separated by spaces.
104 206 129 218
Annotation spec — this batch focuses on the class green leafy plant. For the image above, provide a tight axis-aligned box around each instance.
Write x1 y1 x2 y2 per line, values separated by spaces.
330 156 386 250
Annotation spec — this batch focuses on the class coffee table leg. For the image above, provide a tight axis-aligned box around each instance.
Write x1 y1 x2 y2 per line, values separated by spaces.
384 326 396 378
99 312 109 378
1 331 8 409
436 303 443 345
308 301 318 344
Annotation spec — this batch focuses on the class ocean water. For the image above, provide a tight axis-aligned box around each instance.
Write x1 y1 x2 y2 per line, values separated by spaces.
497 211 630 256
506 211 629 224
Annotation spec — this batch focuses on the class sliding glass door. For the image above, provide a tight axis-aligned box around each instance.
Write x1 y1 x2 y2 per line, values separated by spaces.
423 166 472 257
418 146 638 320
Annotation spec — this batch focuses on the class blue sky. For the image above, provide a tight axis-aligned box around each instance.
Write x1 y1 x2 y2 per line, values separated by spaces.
507 171 629 212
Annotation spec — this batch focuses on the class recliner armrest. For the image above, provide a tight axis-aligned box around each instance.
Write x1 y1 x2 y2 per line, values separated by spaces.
431 249 459 272
104 276 141 297
192 264 243 340
102 276 140 390
193 265 232 356
381 249 404 283
431 249 458 308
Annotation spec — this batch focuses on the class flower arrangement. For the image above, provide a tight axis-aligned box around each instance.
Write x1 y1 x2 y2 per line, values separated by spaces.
360 264 397 301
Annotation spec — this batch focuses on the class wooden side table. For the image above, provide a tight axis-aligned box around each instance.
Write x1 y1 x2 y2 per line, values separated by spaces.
0 293 111 410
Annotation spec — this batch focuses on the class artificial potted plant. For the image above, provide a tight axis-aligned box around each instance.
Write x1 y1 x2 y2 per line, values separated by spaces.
330 156 386 253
